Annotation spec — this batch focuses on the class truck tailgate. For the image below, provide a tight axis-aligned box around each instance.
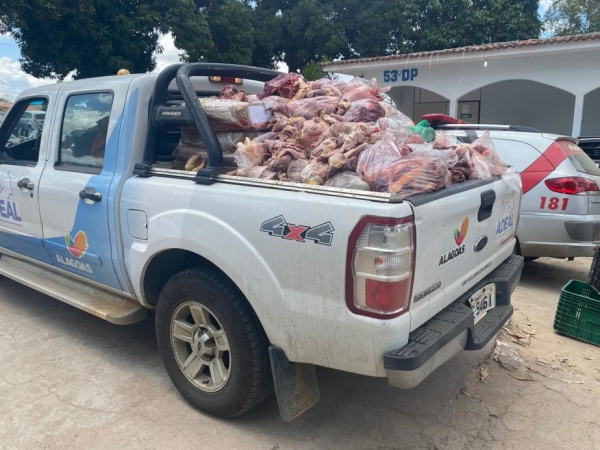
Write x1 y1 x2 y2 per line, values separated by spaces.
407 177 520 331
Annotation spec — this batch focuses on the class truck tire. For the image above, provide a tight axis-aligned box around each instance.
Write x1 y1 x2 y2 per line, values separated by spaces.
155 267 271 418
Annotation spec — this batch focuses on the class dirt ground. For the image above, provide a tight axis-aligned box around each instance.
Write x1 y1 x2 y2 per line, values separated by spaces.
1 257 599 450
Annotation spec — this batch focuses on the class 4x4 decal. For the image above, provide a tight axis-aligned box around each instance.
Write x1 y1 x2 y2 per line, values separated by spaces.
260 215 334 246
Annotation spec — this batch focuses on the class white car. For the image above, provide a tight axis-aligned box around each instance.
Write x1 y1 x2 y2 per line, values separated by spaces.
436 122 600 259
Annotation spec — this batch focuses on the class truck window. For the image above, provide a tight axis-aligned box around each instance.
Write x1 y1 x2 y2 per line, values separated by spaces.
59 92 113 172
0 97 48 165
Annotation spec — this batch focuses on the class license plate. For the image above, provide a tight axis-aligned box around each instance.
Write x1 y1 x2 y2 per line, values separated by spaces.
469 284 496 324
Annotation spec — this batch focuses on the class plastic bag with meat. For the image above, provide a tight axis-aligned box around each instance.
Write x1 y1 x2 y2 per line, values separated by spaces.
177 127 260 154
173 128 262 169
197 98 272 131
234 137 269 169
235 166 278 180
264 140 306 172
442 143 492 183
309 78 348 92
374 128 426 156
374 116 415 133
357 144 451 196
433 130 457 149
287 159 309 182
300 160 337 185
275 116 330 153
324 170 371 191
340 78 389 102
379 102 415 126
284 96 341 119
342 99 385 123
355 138 405 189
470 131 508 176
293 79 343 100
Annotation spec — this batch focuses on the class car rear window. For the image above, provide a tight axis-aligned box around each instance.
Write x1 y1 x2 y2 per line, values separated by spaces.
34 113 45 120
557 140 600 176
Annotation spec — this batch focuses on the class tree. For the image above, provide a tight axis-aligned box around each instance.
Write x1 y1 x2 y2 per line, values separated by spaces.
270 0 541 72
0 0 212 79
543 0 600 36
406 0 541 53
0 0 543 80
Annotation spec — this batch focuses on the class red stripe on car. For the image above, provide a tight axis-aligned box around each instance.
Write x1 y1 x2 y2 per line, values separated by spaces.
520 142 568 194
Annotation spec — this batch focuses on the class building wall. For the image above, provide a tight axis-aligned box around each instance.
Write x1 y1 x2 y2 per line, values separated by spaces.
479 80 575 135
334 43 600 136
582 88 600 136
388 86 415 118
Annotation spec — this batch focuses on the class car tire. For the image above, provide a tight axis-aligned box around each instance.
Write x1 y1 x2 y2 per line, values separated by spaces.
155 267 272 418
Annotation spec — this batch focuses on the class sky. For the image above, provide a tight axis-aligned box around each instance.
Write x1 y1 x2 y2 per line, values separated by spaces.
0 32 182 101
0 1 553 101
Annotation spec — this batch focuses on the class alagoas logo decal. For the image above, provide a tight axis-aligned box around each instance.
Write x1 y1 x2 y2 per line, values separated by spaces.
0 171 23 224
65 231 88 258
454 217 469 246
55 231 93 274
439 217 469 268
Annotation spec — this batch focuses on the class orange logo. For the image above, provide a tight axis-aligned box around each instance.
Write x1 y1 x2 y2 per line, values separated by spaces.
454 218 469 246
65 231 88 258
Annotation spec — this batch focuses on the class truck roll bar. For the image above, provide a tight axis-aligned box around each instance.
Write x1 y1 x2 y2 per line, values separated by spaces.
143 63 281 184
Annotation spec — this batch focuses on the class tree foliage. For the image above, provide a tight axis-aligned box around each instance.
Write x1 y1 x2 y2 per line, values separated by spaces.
0 0 542 80
543 0 600 36
407 0 541 52
0 0 212 79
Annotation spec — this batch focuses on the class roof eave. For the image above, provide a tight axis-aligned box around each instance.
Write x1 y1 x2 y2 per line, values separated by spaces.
322 35 600 72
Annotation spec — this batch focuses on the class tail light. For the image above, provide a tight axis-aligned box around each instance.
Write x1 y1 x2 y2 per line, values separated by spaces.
585 178 600 192
545 177 599 195
346 216 415 319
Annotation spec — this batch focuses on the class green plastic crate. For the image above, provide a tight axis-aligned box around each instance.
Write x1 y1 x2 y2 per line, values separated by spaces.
554 280 600 347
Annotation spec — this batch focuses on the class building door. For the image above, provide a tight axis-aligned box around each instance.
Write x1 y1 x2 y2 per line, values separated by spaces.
458 101 480 123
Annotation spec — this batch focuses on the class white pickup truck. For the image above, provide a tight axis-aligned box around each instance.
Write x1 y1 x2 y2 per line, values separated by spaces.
0 63 523 421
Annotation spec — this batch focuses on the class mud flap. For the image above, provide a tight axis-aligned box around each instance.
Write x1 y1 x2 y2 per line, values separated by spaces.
269 346 320 422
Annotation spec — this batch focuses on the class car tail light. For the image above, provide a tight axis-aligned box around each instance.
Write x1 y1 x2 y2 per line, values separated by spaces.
545 177 599 195
346 216 415 319
584 178 599 192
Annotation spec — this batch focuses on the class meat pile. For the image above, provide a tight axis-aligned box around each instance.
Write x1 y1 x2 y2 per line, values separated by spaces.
179 73 510 197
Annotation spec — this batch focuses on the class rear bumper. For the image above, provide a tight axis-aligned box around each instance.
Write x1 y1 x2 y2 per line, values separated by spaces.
384 254 523 389
518 212 600 258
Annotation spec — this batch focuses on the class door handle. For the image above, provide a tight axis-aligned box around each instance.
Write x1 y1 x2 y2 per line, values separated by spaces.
478 190 496 221
17 178 34 190
79 188 102 203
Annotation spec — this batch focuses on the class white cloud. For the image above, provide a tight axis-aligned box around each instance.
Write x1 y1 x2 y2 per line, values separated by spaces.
154 33 184 72
539 0 553 15
0 56 54 100
0 33 183 101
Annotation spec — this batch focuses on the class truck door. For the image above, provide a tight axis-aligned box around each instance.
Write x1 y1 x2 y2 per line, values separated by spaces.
38 88 125 291
0 96 53 263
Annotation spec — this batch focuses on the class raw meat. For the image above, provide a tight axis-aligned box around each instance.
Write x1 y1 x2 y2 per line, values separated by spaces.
324 171 371 190
342 99 385 123
284 96 342 119
357 145 451 196
219 85 247 102
261 73 305 99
